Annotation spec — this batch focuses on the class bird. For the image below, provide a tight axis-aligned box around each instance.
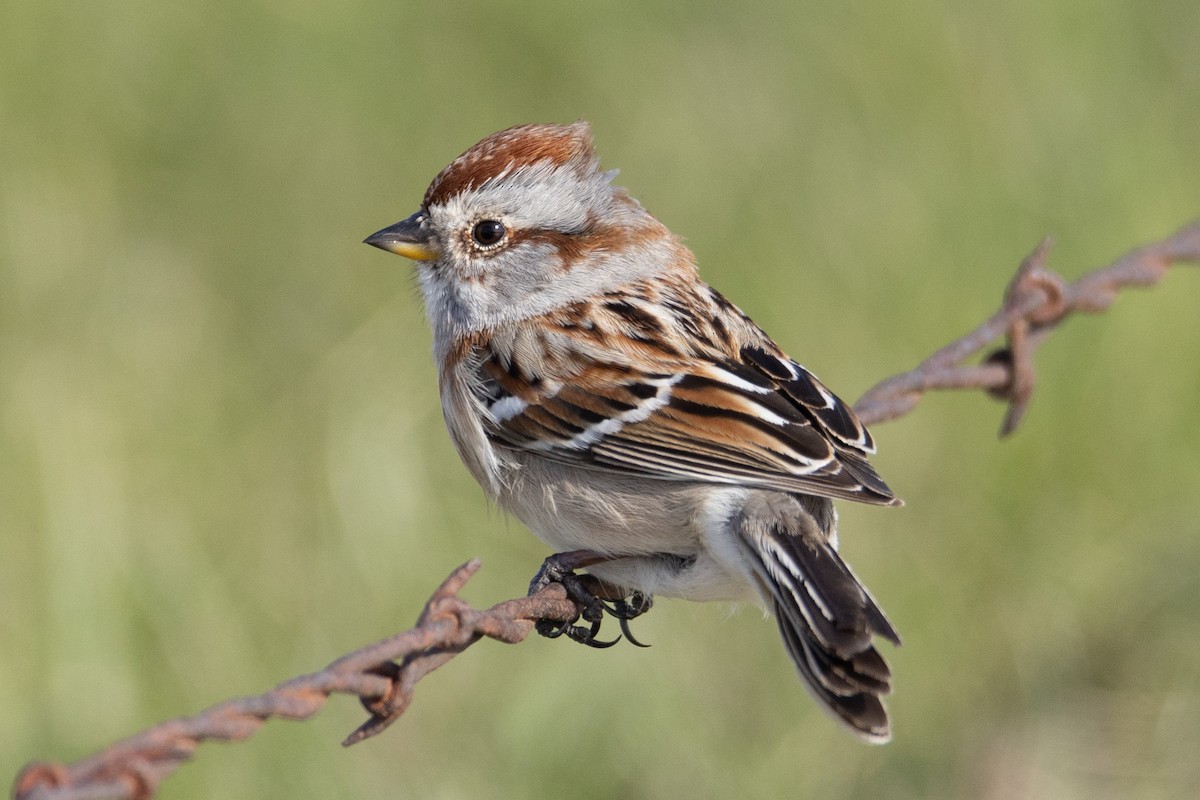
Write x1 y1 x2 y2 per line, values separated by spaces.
364 121 901 742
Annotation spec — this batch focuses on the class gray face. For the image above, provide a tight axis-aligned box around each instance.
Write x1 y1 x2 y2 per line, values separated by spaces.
416 157 677 340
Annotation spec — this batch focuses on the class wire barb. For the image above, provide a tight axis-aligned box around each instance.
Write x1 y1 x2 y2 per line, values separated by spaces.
853 220 1200 436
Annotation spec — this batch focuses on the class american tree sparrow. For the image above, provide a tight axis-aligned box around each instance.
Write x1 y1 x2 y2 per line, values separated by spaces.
365 122 901 742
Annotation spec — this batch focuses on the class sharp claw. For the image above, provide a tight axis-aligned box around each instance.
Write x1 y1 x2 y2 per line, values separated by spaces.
585 633 622 649
618 615 651 648
535 618 569 639
613 594 653 647
566 618 621 649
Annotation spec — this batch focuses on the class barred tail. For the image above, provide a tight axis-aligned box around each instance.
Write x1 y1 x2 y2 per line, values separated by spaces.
733 493 900 742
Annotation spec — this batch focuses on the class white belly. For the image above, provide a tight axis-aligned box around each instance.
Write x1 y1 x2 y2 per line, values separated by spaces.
495 452 758 602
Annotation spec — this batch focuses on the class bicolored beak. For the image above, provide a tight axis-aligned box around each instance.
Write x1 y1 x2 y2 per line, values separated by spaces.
363 211 439 261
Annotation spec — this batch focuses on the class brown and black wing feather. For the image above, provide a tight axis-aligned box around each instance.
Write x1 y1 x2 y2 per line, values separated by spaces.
478 341 898 506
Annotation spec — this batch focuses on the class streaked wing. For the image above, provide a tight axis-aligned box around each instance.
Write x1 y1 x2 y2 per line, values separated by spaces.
479 343 897 506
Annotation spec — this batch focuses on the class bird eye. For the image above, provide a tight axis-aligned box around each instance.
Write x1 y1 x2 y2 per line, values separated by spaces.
472 220 507 247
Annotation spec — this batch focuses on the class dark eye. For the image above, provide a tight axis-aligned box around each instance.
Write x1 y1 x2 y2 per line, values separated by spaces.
472 220 507 247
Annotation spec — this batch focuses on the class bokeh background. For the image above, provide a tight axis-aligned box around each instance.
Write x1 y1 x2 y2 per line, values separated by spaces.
3 1 1199 798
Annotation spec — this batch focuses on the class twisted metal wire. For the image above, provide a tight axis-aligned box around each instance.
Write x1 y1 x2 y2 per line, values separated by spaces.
13 562 579 800
854 220 1200 434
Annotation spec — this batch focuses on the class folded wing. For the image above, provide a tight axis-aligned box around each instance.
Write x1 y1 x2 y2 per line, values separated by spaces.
478 342 898 506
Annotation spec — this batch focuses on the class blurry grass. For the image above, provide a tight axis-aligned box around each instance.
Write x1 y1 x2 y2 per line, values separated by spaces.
2 1 1199 798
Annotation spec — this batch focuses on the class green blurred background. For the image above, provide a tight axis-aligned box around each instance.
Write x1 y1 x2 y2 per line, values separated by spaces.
3 1 1199 798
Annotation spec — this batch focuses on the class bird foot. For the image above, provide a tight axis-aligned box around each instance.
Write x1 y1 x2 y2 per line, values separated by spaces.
528 551 655 649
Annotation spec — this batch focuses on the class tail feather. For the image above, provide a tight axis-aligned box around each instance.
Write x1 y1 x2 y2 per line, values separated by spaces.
784 616 892 697
732 492 899 743
774 604 892 740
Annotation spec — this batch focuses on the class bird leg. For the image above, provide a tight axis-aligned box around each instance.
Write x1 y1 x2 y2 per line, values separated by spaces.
528 550 654 648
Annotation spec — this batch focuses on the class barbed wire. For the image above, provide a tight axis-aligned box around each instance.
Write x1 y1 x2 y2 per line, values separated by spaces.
854 220 1200 434
12 220 1200 800
13 562 579 800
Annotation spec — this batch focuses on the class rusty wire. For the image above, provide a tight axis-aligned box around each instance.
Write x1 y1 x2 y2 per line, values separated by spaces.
853 219 1200 434
12 220 1200 800
12 562 579 800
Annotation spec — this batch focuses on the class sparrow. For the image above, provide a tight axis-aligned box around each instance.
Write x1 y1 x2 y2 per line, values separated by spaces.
364 121 901 742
